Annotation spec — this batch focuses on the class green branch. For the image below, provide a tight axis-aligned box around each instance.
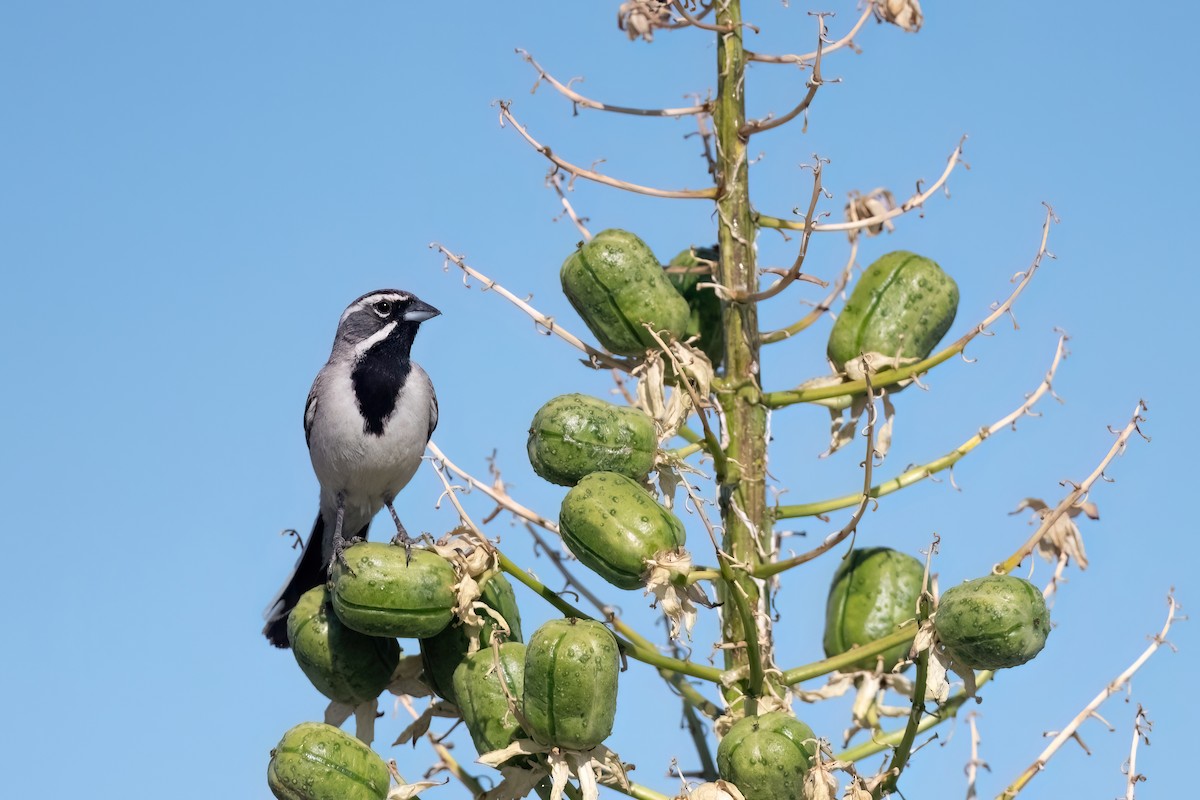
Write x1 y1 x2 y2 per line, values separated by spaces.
780 623 918 685
834 671 994 764
496 551 725 684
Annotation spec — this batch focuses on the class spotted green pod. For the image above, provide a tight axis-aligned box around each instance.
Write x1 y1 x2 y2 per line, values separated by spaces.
934 574 1050 670
452 642 527 758
559 471 686 591
420 570 523 705
827 250 959 374
561 228 690 355
523 618 619 750
823 547 924 671
331 543 456 639
267 721 389 800
527 393 658 486
666 244 724 367
716 712 817 800
287 585 400 705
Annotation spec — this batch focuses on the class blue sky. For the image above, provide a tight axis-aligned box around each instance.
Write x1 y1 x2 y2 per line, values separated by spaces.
2 2 1196 798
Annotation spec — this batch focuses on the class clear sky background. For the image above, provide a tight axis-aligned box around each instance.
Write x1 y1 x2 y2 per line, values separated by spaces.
2 2 1196 798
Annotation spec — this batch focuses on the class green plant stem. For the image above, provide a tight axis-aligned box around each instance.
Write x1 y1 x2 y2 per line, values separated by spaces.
681 699 719 780
686 568 722 585
834 671 994 763
761 345 958 408
772 439 977 520
429 738 486 797
879 647 930 795
604 780 674 800
780 623 918 685
717 550 766 698
712 0 776 710
496 551 725 684
666 441 705 460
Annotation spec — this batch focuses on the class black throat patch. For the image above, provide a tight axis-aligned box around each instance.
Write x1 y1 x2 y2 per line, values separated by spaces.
351 324 416 436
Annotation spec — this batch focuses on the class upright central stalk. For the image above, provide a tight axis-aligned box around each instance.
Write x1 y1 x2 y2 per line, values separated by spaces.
712 0 774 708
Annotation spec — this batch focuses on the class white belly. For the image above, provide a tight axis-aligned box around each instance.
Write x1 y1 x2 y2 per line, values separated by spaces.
308 363 434 533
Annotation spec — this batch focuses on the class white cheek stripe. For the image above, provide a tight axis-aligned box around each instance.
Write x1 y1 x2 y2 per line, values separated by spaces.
353 320 398 357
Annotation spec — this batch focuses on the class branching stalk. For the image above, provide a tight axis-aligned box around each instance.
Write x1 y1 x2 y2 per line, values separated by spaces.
712 0 778 708
755 370 877 578
433 243 631 372
762 206 1057 408
781 622 918 685
996 399 1147 574
834 672 996 763
759 237 857 343
499 101 717 199
741 15 827 137
997 593 1181 799
773 335 1067 520
518 49 710 117
424 454 725 685
755 137 966 234
746 7 872 65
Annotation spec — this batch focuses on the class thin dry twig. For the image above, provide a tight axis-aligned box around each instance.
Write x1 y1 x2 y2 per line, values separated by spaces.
965 712 988 800
670 0 750 33
997 593 1182 799
755 137 967 234
773 334 1068 519
426 441 560 534
498 101 717 199
432 243 632 372
740 156 827 302
746 6 872 65
996 398 1148 575
764 205 1059 408
759 238 857 343
742 14 828 137
756 371 878 578
546 170 593 240
518 49 710 117
1123 705 1151 800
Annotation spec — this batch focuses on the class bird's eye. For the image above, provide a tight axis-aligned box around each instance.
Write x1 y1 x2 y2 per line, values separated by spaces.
372 300 393 317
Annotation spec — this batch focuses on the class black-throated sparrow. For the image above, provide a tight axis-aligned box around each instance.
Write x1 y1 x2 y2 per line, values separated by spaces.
262 289 440 648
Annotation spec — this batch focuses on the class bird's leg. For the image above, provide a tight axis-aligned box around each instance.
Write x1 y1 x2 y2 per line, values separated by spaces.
328 492 356 575
386 501 414 565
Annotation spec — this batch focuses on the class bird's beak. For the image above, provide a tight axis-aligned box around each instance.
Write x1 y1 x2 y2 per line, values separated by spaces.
403 299 441 323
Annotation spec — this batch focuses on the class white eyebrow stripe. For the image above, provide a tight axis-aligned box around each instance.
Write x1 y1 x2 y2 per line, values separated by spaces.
339 291 409 324
353 320 397 357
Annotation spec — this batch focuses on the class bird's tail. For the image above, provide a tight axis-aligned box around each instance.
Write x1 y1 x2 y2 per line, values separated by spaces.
262 515 328 647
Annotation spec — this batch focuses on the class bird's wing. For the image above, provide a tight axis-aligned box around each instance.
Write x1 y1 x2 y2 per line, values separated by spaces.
304 377 321 448
427 386 439 443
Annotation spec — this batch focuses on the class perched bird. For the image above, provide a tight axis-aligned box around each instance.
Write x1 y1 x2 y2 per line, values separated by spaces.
262 289 440 648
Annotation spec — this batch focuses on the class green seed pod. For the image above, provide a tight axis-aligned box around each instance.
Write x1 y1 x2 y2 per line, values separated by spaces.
823 547 924 671
560 228 690 355
267 721 389 800
666 244 724 368
827 250 959 374
331 543 456 639
523 618 619 750
934 574 1050 670
716 712 817 800
527 393 658 487
452 642 527 758
287 585 401 705
420 570 523 705
559 471 686 591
